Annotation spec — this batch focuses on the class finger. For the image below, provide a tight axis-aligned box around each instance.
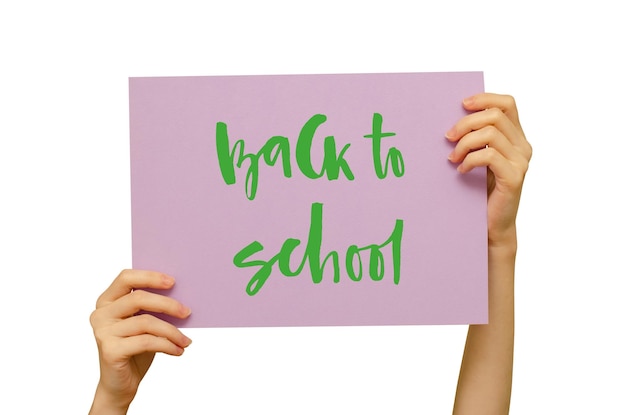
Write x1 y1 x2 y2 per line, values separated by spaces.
464 93 532 162
96 269 176 308
112 314 192 349
448 125 517 163
456 146 516 182
102 335 187 361
104 289 191 320
446 107 525 148
125 334 187 357
462 93 520 126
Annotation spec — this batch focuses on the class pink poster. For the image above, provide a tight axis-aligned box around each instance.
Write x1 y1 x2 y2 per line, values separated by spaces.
129 72 487 327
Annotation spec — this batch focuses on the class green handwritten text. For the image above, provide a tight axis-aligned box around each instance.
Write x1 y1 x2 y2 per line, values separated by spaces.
233 202 404 296
216 114 354 200
363 113 405 179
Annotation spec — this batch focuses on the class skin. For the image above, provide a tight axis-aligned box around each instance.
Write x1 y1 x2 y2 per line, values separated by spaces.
88 271 192 415
448 93 531 414
89 93 530 414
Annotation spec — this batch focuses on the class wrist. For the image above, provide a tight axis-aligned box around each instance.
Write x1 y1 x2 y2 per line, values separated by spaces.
488 225 517 256
89 382 132 415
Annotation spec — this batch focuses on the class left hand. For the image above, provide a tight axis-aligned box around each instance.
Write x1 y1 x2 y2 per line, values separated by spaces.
446 93 532 247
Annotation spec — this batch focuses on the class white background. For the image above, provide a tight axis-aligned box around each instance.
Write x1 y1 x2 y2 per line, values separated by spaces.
1 1 624 413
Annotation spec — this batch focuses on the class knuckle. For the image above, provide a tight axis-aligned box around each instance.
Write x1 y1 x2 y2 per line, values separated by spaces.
118 268 133 283
487 107 505 122
502 94 516 110
484 146 498 161
483 124 499 138
89 309 99 328
135 313 155 329
95 294 105 309
520 159 530 175
130 288 147 300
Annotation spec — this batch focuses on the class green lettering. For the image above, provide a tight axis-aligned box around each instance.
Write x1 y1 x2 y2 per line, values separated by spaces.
363 113 405 179
215 122 291 201
296 114 354 181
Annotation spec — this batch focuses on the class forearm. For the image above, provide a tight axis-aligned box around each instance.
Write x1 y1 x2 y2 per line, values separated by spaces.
452 236 516 415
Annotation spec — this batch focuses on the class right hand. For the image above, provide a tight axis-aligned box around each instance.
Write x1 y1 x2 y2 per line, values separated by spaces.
89 270 192 414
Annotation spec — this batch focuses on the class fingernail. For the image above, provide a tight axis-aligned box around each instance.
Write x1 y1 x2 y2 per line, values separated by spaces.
162 274 175 286
448 151 455 161
445 127 456 139
180 304 192 317
463 96 475 106
182 334 193 347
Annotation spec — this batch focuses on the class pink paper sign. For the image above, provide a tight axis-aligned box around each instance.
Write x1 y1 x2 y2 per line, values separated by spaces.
129 72 487 328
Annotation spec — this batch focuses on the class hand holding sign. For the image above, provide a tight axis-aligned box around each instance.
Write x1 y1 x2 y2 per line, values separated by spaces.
88 270 192 414
447 93 532 246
